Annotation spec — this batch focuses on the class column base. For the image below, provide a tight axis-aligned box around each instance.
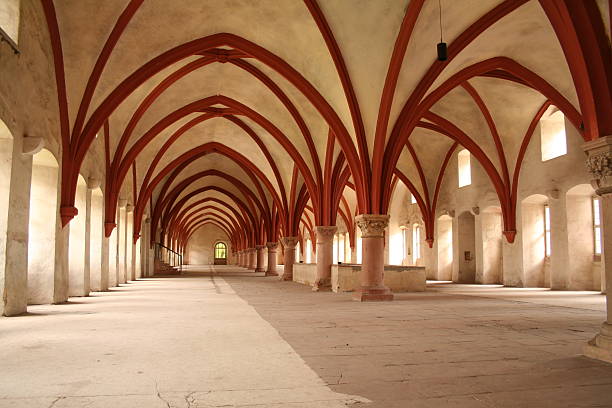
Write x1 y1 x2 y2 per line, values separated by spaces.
255 268 265 273
279 273 292 281
584 323 612 363
265 270 278 276
312 278 331 292
352 286 394 302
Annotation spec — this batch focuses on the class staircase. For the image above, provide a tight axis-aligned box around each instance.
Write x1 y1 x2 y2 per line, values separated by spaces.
154 259 181 275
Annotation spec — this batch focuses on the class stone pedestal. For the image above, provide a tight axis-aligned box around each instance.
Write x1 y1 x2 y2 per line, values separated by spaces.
265 242 278 276
313 226 337 291
280 237 298 281
583 136 612 362
255 245 266 273
353 214 393 301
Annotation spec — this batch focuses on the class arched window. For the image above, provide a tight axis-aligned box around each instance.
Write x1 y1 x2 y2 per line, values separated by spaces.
458 149 471 187
214 242 227 259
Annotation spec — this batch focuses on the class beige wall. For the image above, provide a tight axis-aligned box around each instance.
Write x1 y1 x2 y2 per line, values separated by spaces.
185 224 231 265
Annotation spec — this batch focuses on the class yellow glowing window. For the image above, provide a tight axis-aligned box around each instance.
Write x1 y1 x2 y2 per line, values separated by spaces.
540 108 567 161
214 242 227 259
593 197 602 256
410 194 417 204
458 149 471 187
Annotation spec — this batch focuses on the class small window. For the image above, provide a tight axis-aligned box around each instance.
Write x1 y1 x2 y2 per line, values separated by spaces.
412 224 421 261
214 242 227 259
402 228 410 264
306 239 312 263
593 197 602 257
540 108 567 161
544 205 551 258
458 149 471 187
0 0 20 47
410 194 417 204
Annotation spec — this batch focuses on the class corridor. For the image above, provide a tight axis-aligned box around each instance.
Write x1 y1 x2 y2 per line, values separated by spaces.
2 267 612 407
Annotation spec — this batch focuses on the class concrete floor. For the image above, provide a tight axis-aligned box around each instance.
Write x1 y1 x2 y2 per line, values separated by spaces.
1 266 612 407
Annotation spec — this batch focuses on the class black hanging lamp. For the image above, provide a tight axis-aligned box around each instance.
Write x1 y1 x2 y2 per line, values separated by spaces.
437 0 447 61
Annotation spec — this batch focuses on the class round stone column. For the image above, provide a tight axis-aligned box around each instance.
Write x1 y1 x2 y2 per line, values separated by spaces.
255 245 266 273
248 248 257 270
353 214 393 301
238 250 245 267
313 226 337 291
265 242 278 276
584 136 612 362
280 237 298 281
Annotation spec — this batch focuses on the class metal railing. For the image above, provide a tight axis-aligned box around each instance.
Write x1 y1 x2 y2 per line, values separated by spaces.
155 243 183 273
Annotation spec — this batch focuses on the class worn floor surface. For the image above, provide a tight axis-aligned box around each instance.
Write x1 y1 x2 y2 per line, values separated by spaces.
2 265 612 407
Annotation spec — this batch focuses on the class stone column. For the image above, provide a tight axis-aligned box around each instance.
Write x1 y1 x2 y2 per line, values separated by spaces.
266 242 278 276
313 226 337 291
584 136 612 362
248 248 257 270
255 245 266 273
353 214 393 301
280 237 298 281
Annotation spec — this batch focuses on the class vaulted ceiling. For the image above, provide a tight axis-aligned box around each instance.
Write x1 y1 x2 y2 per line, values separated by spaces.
43 0 610 250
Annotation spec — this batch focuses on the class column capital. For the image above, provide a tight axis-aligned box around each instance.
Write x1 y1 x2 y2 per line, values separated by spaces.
266 242 278 250
255 245 266 250
583 135 612 195
281 236 298 248
355 214 389 238
315 225 337 243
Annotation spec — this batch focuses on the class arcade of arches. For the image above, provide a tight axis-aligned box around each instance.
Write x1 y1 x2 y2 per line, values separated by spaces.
1 0 612 406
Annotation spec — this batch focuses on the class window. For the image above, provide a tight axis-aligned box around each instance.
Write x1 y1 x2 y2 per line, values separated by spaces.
306 239 312 263
410 194 417 204
544 205 551 258
458 149 471 187
540 108 567 161
594 197 602 257
402 227 410 264
0 0 20 47
412 224 421 261
214 242 227 259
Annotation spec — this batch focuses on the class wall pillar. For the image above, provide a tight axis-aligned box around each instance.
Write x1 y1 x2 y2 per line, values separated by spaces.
255 245 265 272
583 136 612 362
1 136 32 315
353 215 393 301
548 189 569 289
280 237 297 281
265 242 278 276
313 226 336 291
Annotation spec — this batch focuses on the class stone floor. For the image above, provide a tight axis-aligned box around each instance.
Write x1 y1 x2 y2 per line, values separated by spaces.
2 266 612 407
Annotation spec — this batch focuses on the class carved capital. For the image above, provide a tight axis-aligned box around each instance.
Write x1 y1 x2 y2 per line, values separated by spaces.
255 245 266 250
281 236 298 249
87 177 101 190
315 226 337 243
126 203 134 213
471 206 480 216
355 214 389 238
266 242 278 250
22 136 44 156
118 198 128 209
584 136 612 196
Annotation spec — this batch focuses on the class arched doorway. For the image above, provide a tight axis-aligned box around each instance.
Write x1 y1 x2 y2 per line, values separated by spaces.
214 242 227 265
455 211 476 283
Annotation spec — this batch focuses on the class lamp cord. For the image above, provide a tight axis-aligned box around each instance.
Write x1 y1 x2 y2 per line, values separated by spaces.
438 0 443 42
